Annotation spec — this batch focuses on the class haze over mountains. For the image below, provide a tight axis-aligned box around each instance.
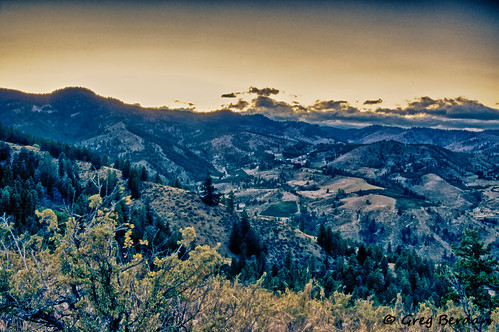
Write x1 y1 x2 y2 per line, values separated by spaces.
0 87 498 261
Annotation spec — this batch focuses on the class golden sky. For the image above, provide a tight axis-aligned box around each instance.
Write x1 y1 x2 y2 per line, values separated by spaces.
1 0 498 112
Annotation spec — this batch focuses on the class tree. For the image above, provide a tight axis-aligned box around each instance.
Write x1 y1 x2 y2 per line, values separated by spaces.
227 191 235 213
0 199 224 331
121 159 131 179
140 166 148 181
229 220 243 255
449 227 499 315
0 141 11 161
154 172 163 185
37 154 57 197
128 168 141 199
201 173 220 206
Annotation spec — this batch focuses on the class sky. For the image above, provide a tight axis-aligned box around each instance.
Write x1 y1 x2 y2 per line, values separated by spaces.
1 0 498 129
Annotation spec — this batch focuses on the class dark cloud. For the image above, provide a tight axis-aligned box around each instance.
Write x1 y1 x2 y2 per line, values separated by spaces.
251 96 296 115
248 86 280 96
310 100 359 114
375 97 499 120
243 96 305 121
409 96 435 108
226 99 249 111
221 92 237 98
240 95 499 130
312 100 348 111
364 98 382 105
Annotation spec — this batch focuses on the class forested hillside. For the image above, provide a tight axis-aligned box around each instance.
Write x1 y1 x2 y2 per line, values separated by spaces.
1 88 498 265
0 124 498 330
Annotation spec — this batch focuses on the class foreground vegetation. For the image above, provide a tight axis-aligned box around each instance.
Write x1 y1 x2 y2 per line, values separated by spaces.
1 202 498 331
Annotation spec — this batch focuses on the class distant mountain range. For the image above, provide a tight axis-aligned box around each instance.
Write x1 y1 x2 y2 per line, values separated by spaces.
0 87 497 184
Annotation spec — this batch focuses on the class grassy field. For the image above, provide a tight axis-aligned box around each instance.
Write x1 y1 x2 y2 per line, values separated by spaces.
261 201 298 217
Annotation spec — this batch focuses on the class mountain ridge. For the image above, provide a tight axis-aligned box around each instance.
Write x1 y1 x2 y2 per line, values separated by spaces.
0 86 498 262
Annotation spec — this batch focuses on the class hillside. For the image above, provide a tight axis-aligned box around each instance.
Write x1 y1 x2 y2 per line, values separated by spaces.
1 126 498 330
0 87 498 263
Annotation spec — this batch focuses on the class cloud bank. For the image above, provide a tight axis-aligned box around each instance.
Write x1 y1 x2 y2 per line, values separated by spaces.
222 89 499 130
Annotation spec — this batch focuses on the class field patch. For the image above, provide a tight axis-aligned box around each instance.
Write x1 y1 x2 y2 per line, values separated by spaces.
261 201 298 217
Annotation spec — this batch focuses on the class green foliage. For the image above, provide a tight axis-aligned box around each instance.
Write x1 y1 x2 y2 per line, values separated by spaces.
153 172 163 184
139 166 148 181
449 227 499 314
0 122 103 167
316 224 450 309
227 190 235 214
0 197 223 331
228 213 266 281
168 177 185 189
261 200 298 218
127 167 141 199
0 141 10 161
201 173 220 206
0 124 497 330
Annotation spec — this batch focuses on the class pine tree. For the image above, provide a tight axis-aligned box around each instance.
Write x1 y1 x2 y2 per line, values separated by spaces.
451 227 499 313
121 159 131 179
154 172 163 184
140 166 148 181
0 141 10 161
201 173 220 206
317 223 327 248
229 220 243 255
227 191 235 213
58 152 67 177
240 212 250 236
128 168 141 199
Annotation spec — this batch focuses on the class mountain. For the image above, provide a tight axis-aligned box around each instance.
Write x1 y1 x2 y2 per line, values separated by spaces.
326 125 499 154
0 87 342 183
1 87 497 184
1 87 498 261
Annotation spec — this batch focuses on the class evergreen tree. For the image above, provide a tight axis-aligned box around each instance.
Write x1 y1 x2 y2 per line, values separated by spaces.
240 212 250 236
201 173 220 206
229 220 243 255
114 158 121 170
140 166 148 182
450 227 499 313
128 168 141 199
58 152 67 177
121 159 131 179
0 141 11 161
227 191 235 213
154 172 163 185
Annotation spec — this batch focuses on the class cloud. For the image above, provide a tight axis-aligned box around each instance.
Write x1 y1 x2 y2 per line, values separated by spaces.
364 98 382 105
239 95 499 130
225 99 249 111
409 97 499 120
248 86 280 96
310 100 358 114
221 92 237 98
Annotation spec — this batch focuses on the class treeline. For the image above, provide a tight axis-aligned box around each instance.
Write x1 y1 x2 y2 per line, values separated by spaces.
227 216 450 310
113 157 163 199
0 139 155 238
0 122 104 168
0 143 84 233
0 126 181 257
316 224 449 308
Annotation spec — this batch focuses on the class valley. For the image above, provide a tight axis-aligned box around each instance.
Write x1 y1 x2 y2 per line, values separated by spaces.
0 87 498 264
